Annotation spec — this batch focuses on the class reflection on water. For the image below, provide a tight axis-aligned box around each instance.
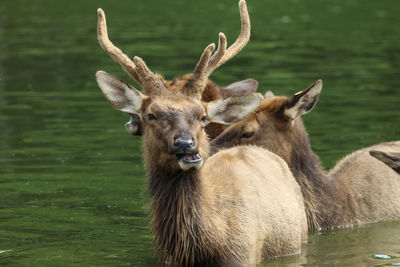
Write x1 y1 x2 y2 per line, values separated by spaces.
0 0 399 266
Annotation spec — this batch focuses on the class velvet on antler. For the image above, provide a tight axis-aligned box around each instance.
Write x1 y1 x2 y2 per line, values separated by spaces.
97 8 166 96
183 0 251 98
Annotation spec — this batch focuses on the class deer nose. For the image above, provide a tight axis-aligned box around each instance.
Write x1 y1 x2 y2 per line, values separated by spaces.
174 136 195 150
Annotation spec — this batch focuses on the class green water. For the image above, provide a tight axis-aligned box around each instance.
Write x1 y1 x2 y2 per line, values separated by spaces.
0 0 399 266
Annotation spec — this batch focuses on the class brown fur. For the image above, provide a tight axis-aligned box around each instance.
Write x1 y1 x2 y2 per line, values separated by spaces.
163 74 222 102
140 93 307 265
97 68 308 265
124 74 223 140
254 96 287 114
128 74 258 139
168 75 225 140
146 145 307 265
160 75 258 140
98 6 252 139
96 1 307 263
211 95 400 231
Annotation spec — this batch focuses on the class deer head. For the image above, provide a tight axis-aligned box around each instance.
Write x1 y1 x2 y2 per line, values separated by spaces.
124 78 259 137
211 80 322 163
96 1 259 139
96 0 263 171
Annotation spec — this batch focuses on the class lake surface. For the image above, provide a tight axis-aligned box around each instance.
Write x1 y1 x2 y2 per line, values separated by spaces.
0 0 399 266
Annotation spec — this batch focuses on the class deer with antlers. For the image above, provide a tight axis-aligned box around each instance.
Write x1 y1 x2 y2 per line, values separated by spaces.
95 1 307 265
211 80 400 231
97 4 258 139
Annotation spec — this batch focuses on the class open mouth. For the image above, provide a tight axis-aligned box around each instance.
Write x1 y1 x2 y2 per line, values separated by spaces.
177 153 203 171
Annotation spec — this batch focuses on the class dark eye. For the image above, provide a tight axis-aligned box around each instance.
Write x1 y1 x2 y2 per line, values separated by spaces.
200 115 207 122
240 132 254 139
147 113 156 120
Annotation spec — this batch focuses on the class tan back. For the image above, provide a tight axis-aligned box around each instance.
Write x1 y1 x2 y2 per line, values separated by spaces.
329 141 400 226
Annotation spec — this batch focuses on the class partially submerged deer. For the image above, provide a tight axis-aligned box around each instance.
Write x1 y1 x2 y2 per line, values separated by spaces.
211 80 400 231
95 1 307 266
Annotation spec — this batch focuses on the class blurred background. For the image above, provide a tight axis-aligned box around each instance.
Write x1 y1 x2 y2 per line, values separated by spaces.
0 0 399 266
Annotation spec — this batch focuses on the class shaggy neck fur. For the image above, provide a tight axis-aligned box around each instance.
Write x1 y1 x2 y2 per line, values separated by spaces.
278 119 347 230
288 119 342 230
148 167 220 266
143 132 222 266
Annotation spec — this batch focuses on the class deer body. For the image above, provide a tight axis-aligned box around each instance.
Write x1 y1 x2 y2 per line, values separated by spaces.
95 1 307 265
329 141 400 226
211 81 400 230
148 145 307 266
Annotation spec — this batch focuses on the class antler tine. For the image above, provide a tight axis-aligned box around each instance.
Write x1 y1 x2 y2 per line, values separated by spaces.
193 43 216 76
206 0 250 75
213 0 250 70
184 0 250 97
183 44 215 97
200 0 250 76
97 8 142 84
134 56 166 95
208 33 227 70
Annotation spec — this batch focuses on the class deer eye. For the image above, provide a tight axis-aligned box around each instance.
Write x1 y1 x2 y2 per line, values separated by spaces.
147 113 157 120
200 115 207 122
240 132 254 139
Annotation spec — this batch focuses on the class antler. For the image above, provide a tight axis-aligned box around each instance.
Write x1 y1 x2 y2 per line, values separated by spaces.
183 0 251 97
97 8 164 95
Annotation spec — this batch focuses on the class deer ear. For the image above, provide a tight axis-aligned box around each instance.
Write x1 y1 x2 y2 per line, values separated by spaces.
96 70 147 115
206 93 263 124
219 79 259 97
284 80 322 120
264 90 274 98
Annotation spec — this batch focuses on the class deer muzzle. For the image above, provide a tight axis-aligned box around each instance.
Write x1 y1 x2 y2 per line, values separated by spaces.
172 135 203 171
